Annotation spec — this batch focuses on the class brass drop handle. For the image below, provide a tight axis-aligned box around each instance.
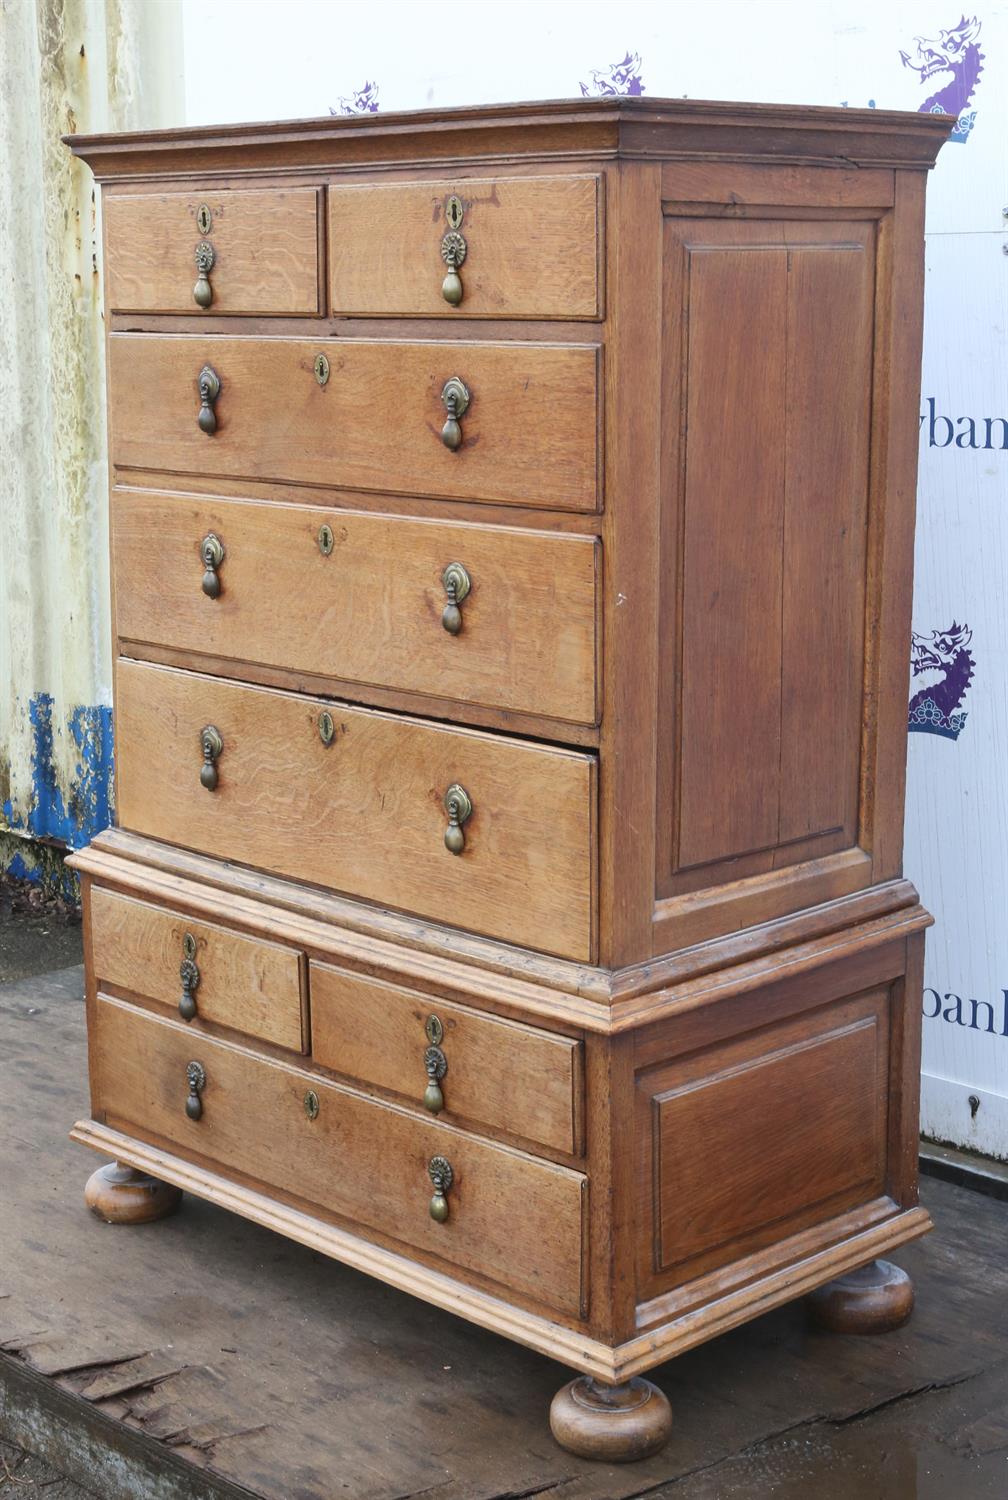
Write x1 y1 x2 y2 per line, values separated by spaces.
197 365 221 435
179 946 200 1021
441 229 467 306
193 240 215 308
200 533 225 598
428 1155 453 1222
443 783 472 855
440 376 470 451
199 724 223 791
441 562 471 635
185 1060 206 1121
423 1044 448 1114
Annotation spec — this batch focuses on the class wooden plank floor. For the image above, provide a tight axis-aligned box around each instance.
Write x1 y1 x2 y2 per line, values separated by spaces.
2 962 1007 1500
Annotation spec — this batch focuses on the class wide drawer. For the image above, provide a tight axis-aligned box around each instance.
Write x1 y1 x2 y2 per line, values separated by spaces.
111 489 600 725
115 660 596 961
88 887 306 1052
103 187 323 315
329 174 602 318
309 963 584 1155
92 994 587 1316
108 334 600 512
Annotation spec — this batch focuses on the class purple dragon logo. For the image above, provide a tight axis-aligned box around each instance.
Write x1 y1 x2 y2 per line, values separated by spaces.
900 14 984 143
330 81 380 117
580 52 644 98
909 622 975 740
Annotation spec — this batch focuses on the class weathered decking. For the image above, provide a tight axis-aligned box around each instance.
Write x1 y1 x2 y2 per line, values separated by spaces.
2 961 1006 1499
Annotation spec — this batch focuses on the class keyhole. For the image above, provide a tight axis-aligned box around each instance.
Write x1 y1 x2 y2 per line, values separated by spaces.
446 195 464 230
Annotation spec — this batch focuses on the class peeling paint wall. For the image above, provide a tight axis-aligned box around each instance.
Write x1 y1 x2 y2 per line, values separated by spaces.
0 0 183 879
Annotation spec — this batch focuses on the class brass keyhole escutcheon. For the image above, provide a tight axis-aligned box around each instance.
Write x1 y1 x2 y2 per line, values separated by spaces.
304 1090 320 1121
443 783 472 855
196 203 212 235
182 932 197 961
185 1060 206 1121
441 561 471 635
428 1155 453 1222
314 353 330 386
445 195 464 231
425 1014 444 1047
200 533 225 598
199 724 223 791
318 524 334 556
318 711 335 746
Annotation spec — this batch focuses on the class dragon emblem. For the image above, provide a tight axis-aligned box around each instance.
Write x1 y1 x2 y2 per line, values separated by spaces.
580 52 644 98
900 14 984 142
330 80 380 117
908 622 975 740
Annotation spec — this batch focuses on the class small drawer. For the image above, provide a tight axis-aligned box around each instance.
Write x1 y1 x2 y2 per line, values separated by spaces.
103 187 323 315
108 333 600 513
92 994 587 1317
329 174 602 318
114 660 596 962
309 964 584 1155
89 887 306 1052
111 489 600 726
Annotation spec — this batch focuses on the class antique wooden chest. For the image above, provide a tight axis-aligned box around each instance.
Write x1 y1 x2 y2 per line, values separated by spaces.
67 98 952 1460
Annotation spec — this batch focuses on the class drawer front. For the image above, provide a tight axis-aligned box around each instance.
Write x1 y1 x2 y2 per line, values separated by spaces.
309 964 583 1155
93 994 587 1316
108 334 600 512
89 887 305 1052
103 188 322 315
111 490 599 725
329 175 601 318
115 660 596 962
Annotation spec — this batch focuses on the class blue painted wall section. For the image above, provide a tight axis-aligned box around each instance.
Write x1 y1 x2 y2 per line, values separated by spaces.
2 693 114 859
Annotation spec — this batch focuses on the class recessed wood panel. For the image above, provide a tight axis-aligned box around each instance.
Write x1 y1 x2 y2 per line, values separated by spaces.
636 987 889 1291
309 963 583 1155
329 174 601 318
93 994 586 1316
89 887 305 1052
114 660 596 962
108 334 600 512
111 489 599 726
103 188 322 314
658 219 875 897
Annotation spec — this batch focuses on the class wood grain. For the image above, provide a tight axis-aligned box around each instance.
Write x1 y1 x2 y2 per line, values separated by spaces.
103 188 322 314
329 174 601 318
309 962 583 1156
92 993 588 1317
89 885 305 1052
111 488 599 725
108 334 600 512
114 659 596 962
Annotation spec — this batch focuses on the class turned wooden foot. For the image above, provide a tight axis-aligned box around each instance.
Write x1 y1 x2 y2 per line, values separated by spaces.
807 1258 914 1334
85 1160 182 1225
549 1375 672 1462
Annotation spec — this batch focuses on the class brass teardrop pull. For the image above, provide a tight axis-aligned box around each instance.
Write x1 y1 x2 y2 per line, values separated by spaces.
441 229 467 306
443 783 472 855
179 952 200 1021
428 1155 453 1222
200 533 225 598
440 376 470 451
423 1044 448 1114
199 724 223 791
441 562 471 635
193 240 215 308
185 1060 206 1121
197 365 221 435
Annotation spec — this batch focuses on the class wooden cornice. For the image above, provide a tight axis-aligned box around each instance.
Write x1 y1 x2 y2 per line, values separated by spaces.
65 97 955 182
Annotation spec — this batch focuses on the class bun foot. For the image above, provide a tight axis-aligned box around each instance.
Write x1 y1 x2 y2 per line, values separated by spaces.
808 1258 914 1334
85 1161 182 1225
549 1375 672 1462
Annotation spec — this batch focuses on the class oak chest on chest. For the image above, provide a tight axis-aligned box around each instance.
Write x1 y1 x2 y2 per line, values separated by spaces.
67 98 951 1459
